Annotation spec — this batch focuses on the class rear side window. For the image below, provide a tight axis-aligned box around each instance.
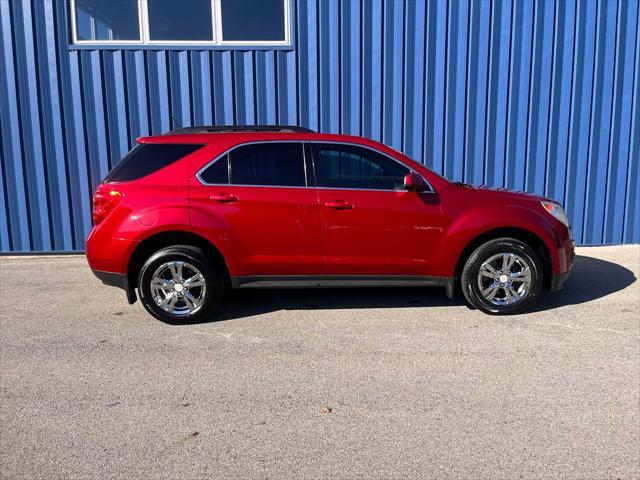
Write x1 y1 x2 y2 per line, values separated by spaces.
105 143 203 182
230 143 305 187
199 143 306 187
200 156 229 184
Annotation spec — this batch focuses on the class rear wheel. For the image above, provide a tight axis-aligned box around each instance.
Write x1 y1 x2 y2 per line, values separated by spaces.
138 246 223 322
460 237 543 315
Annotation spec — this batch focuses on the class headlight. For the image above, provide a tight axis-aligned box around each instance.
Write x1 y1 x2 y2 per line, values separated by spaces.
541 201 570 228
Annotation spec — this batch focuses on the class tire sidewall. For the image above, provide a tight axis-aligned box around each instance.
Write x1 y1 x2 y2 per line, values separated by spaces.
462 238 543 315
138 247 222 323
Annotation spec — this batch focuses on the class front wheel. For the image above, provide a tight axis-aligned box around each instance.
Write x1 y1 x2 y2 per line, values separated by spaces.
460 238 543 315
138 246 224 323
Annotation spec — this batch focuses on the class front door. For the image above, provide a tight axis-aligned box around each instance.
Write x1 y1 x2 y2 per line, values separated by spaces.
190 142 321 277
312 143 444 276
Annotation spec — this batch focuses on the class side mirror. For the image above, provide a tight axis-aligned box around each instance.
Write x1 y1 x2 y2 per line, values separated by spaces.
403 173 428 192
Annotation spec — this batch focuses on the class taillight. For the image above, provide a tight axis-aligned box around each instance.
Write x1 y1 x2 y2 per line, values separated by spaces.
92 184 123 224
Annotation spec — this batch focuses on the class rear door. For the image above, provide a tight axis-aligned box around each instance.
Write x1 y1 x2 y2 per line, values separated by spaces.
312 142 444 276
190 142 322 277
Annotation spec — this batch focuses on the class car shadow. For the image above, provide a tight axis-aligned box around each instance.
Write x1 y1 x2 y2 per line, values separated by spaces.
531 254 637 312
159 254 636 325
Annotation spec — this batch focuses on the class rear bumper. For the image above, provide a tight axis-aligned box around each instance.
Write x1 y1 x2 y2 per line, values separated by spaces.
91 269 137 304
92 269 127 289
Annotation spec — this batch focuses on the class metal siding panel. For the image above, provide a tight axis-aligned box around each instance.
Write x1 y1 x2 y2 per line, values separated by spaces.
526 1 555 197
428 0 446 174
505 0 534 191
341 0 360 136
13 0 51 250
34 0 73 250
603 0 637 244
382 0 403 150
464 0 491 186
0 0 31 250
403 0 425 160
444 0 469 182
584 1 619 244
545 0 576 204
362 0 383 141
0 148 9 250
565 0 597 245
67 50 93 244
488 0 512 188
1 0 639 252
624 1 640 244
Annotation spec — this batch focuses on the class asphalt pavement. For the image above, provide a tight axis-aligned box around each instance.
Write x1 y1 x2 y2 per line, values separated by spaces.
1 246 639 479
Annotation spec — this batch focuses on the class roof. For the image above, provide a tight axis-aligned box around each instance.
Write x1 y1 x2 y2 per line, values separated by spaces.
163 125 314 135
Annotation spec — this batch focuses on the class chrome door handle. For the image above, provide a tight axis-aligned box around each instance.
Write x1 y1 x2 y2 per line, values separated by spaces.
324 200 353 210
208 194 239 203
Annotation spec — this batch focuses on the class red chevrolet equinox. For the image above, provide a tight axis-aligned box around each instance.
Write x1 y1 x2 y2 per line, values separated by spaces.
86 126 574 322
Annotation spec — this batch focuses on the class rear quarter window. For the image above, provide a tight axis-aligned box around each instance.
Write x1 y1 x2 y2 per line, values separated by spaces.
104 143 204 182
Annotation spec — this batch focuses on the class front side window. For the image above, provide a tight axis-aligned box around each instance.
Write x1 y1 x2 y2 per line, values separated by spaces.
315 144 410 191
71 0 290 46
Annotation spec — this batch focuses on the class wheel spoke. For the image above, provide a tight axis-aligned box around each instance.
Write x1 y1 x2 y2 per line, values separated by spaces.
169 262 184 281
151 278 172 289
482 283 499 300
183 274 205 288
481 263 498 276
160 292 175 310
183 291 197 312
479 268 495 279
504 286 514 304
167 293 178 312
501 253 512 272
507 286 520 302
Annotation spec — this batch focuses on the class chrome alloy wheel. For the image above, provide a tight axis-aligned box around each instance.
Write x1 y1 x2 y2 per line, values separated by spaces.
476 252 532 306
150 261 207 316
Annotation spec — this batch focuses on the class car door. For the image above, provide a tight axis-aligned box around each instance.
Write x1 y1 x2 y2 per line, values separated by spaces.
190 142 322 277
312 142 444 277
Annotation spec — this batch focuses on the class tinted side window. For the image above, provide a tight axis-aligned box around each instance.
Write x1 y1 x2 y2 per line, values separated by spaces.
230 143 305 187
315 144 409 190
200 155 229 184
221 0 285 41
105 144 203 182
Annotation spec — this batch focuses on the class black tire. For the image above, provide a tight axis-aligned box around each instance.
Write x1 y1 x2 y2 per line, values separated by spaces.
138 245 224 323
460 237 543 315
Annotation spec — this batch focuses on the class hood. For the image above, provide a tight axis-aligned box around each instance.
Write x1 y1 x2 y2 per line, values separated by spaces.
452 182 557 205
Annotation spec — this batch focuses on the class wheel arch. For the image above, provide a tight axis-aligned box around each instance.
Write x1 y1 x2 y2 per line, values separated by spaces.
127 230 231 290
453 227 553 290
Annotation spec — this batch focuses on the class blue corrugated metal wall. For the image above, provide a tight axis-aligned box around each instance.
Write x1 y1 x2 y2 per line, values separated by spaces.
0 0 639 252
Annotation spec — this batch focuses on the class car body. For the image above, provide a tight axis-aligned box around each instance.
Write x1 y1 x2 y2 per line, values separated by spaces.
86 126 574 321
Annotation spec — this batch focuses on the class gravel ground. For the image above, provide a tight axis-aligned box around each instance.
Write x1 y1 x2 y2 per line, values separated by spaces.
0 245 639 479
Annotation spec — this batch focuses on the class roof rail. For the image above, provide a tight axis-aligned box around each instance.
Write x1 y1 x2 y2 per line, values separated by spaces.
165 125 315 135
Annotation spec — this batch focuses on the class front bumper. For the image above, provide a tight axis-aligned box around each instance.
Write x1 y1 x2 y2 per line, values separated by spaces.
91 269 137 304
550 240 575 291
550 270 571 291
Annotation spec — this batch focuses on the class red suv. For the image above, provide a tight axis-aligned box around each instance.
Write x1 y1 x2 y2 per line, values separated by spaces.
86 126 574 322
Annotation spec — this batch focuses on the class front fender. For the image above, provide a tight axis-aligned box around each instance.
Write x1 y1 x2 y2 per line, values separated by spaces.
437 203 566 276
